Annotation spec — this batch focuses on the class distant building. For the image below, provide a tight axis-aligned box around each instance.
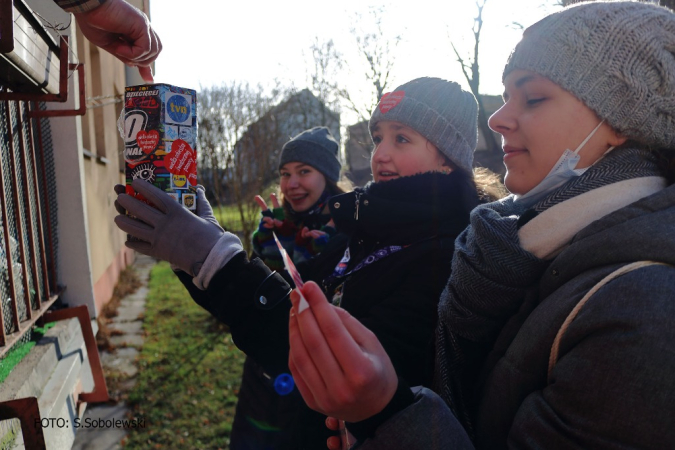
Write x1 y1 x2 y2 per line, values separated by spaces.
474 94 506 176
476 94 504 152
344 121 372 187
232 89 340 195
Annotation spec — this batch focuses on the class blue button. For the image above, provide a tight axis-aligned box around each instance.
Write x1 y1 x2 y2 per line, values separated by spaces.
274 373 295 396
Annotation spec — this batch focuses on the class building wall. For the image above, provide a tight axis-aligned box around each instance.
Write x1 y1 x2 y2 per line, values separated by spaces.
75 32 132 314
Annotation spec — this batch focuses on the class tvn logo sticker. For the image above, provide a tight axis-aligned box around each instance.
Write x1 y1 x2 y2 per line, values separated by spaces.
165 93 192 126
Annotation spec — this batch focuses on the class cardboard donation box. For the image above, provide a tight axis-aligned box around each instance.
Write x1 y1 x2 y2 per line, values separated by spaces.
123 83 198 210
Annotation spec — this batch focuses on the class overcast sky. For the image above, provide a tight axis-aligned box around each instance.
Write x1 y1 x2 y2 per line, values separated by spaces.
150 1 562 117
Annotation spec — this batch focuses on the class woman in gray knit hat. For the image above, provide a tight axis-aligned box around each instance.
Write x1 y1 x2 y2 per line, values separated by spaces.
287 2 675 449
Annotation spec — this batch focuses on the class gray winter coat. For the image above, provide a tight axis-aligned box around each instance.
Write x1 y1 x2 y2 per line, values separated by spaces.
358 183 675 449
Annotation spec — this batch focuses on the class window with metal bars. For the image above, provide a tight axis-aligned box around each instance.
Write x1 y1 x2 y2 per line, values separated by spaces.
0 97 60 358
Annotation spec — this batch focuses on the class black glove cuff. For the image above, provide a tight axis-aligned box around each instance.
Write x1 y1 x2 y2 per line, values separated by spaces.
347 377 415 442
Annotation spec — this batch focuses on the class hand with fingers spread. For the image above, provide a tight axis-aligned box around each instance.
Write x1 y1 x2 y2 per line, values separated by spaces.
254 193 284 230
70 0 162 82
114 179 229 276
288 281 398 424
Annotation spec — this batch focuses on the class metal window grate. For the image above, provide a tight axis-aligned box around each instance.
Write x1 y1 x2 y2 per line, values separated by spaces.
34 104 58 294
0 92 59 357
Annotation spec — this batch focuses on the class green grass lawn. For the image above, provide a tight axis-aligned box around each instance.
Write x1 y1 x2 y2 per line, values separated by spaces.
124 261 245 449
213 185 279 234
213 203 246 233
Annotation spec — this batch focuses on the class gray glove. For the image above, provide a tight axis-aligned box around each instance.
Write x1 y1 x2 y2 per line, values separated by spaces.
114 179 224 277
114 183 219 225
193 184 221 229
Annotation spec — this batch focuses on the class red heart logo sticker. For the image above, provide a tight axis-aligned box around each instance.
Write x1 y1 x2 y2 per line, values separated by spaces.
137 130 160 154
378 90 405 114
166 139 198 186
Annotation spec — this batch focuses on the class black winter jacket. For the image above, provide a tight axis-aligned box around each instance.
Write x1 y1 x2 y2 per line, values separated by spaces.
176 171 480 449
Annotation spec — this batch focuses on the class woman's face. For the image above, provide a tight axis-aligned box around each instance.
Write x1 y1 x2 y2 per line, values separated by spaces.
279 162 327 212
489 69 626 195
370 121 448 183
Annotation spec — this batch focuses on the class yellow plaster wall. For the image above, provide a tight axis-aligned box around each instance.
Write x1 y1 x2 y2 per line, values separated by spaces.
76 29 129 309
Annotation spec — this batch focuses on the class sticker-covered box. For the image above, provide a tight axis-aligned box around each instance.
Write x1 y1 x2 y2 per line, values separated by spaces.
123 83 198 210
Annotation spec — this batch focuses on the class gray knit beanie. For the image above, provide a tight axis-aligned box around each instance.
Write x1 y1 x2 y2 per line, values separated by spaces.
503 1 675 149
369 77 478 174
278 127 341 182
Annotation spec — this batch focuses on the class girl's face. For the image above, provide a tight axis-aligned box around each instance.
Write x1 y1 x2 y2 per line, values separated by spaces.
489 69 626 195
279 162 327 212
370 121 448 183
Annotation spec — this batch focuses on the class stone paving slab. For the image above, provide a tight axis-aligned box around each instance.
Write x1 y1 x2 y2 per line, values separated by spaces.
71 404 129 450
111 303 146 323
100 347 139 377
107 321 143 335
72 255 157 450
109 334 144 348
124 286 149 302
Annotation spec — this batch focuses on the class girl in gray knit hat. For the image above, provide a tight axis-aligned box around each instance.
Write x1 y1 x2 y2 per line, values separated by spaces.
286 2 675 449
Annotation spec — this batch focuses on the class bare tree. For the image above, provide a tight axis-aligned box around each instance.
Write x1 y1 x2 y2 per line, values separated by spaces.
229 115 283 248
450 0 501 157
306 37 344 116
342 5 402 122
197 85 229 208
197 82 284 247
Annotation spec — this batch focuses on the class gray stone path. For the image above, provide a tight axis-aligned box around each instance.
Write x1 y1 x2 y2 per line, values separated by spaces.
71 254 156 450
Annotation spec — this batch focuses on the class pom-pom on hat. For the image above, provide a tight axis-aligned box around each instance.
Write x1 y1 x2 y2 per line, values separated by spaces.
278 127 341 183
503 1 675 149
369 77 478 174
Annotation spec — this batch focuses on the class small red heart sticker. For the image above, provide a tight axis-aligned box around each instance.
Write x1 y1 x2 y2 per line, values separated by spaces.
125 184 149 204
378 90 405 114
166 139 198 186
137 130 160 154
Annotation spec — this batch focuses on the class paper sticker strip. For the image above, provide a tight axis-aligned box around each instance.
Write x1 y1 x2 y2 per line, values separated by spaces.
273 232 309 313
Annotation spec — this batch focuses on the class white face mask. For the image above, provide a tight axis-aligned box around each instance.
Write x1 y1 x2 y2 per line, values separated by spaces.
513 119 613 209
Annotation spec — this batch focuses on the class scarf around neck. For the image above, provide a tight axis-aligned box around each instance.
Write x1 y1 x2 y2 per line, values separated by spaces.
287 189 332 227
433 145 664 426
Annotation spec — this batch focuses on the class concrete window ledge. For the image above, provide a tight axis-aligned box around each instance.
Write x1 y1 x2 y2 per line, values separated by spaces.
0 317 98 449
